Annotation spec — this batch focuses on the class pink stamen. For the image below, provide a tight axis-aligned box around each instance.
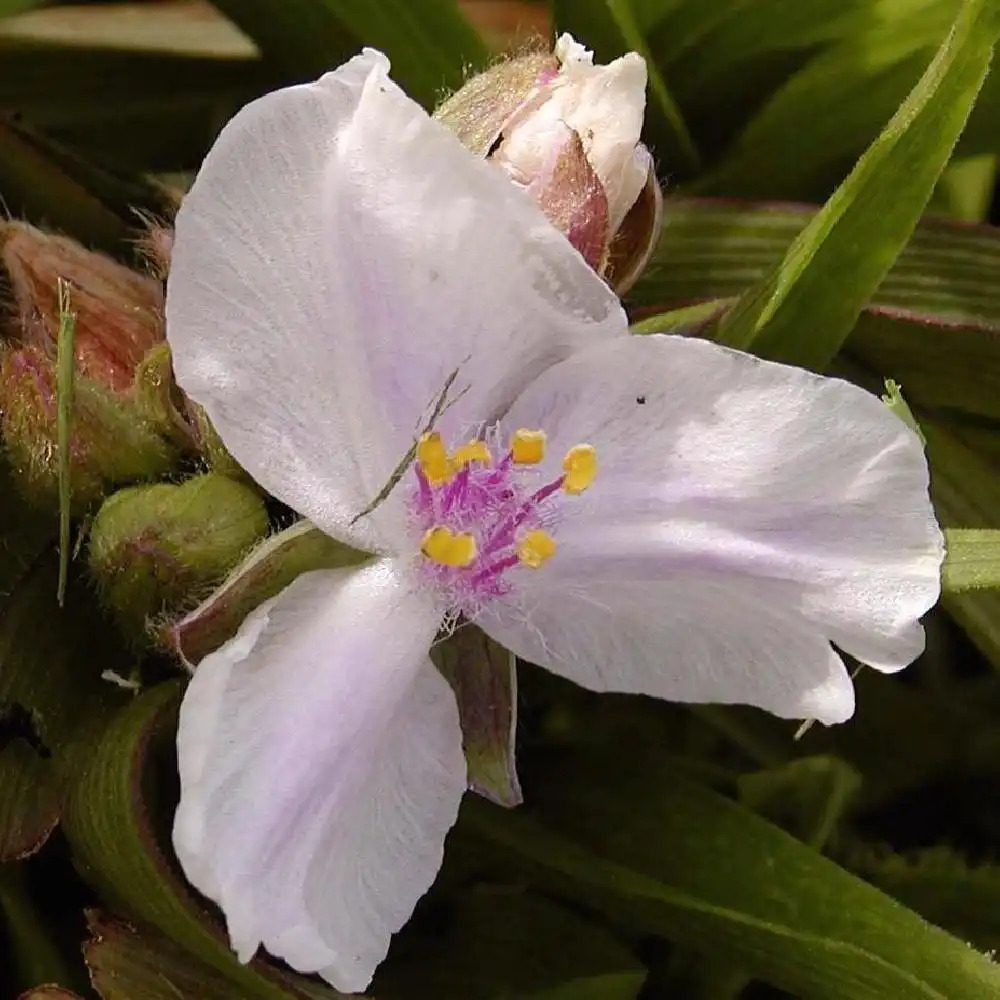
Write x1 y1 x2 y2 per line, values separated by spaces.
415 465 434 514
481 475 565 557
469 552 520 589
407 432 575 617
441 465 469 515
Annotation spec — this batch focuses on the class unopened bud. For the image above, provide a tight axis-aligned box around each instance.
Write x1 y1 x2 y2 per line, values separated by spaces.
135 220 174 280
2 222 163 391
164 518 368 666
188 401 254 484
0 345 177 511
0 225 198 508
88 473 270 641
435 34 661 292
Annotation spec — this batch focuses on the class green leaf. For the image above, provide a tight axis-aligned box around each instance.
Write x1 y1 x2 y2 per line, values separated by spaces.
84 911 266 1000
698 8 958 199
55 279 76 607
0 867 78 993
0 460 53 595
931 153 997 221
0 0 43 18
630 299 729 335
711 0 997 370
799 663 1000 811
0 2 272 171
378 888 647 999
211 0 488 110
550 0 701 175
432 627 522 808
636 198 1000 325
738 756 862 851
941 529 1000 592
0 39 269 172
849 312 1000 421
880 379 925 444
16 990 82 1000
662 0 878 96
0 0 252 55
652 0 886 166
848 845 1000 954
922 419 1000 667
61 683 340 1000
0 552 128 862
0 117 177 253
462 760 1000 1000
631 199 1000 419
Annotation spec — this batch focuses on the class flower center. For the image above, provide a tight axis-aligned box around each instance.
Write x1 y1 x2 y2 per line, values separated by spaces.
407 426 596 617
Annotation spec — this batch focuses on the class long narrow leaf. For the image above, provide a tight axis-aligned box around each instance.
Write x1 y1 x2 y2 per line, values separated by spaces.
211 0 488 109
712 0 996 370
55 279 75 607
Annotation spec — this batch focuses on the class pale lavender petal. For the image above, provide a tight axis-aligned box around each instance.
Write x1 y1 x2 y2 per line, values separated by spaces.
167 50 625 552
479 574 855 723
173 559 466 993
477 335 943 722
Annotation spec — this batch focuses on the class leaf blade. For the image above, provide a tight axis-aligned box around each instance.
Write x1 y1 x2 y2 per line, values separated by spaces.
211 0 488 109
713 0 997 370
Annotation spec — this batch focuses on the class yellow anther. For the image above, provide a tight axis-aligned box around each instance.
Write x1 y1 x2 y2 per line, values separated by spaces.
517 530 557 568
421 526 478 568
511 428 547 465
453 439 492 469
416 432 454 486
562 444 597 494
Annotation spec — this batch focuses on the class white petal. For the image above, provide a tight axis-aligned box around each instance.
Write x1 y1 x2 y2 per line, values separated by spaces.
480 575 855 723
479 335 943 721
173 560 466 993
167 50 625 552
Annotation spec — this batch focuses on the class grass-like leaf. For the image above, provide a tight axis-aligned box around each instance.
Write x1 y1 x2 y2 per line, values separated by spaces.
0 554 129 864
632 199 1000 419
211 0 488 110
464 759 1000 1000
712 0 997 370
55 279 75 607
942 529 1000 593
62 684 341 1000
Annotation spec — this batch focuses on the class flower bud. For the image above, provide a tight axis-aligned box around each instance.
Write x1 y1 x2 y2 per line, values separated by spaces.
2 222 163 391
88 473 270 642
164 518 368 666
136 220 174 280
435 34 661 292
188 401 254 485
0 344 177 511
0 224 192 509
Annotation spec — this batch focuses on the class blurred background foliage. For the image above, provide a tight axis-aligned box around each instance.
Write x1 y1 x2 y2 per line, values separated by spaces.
4 1 1000 999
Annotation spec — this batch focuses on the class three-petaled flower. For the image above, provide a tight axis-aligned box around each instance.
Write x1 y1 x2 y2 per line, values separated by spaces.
165 48 943 994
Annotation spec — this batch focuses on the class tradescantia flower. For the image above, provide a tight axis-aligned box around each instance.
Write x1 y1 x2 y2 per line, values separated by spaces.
165 49 943 994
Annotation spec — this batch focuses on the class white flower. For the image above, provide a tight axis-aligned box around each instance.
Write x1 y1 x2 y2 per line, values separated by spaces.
493 33 649 233
165 50 943 995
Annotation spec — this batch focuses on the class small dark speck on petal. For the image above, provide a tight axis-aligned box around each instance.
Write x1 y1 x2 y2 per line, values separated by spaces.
636 395 646 405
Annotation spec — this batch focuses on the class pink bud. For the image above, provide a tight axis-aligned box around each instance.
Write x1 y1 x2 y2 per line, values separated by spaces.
1 223 163 392
435 34 661 291
495 35 650 235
